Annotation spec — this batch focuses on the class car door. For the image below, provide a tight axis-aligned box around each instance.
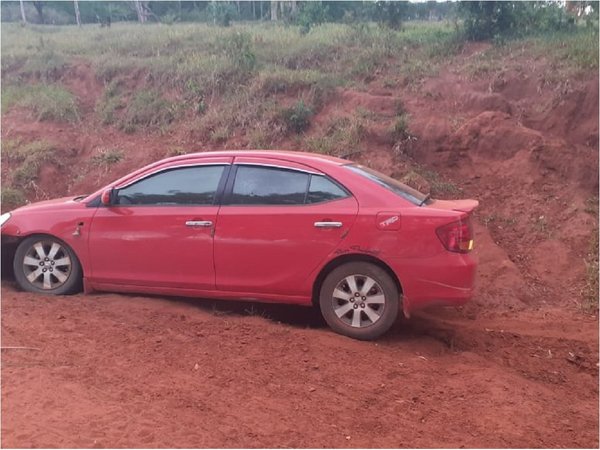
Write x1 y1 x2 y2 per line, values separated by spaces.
213 157 359 297
88 158 231 290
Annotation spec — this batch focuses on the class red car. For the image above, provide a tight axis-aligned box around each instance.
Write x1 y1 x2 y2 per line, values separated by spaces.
1 151 477 340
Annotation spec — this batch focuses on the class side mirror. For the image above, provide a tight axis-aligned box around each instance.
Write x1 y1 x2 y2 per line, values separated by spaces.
100 188 114 206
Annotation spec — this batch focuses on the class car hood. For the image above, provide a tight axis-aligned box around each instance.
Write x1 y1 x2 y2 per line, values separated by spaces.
11 196 87 214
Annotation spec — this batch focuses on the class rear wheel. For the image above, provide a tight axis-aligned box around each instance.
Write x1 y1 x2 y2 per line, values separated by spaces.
13 236 82 295
319 262 399 340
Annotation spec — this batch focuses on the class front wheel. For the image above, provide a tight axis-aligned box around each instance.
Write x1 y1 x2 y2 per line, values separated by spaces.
319 262 399 340
13 236 82 295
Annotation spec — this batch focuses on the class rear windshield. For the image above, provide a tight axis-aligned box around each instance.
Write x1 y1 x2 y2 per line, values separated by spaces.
345 164 428 206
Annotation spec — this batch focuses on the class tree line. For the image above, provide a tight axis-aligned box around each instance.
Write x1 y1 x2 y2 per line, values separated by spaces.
2 1 598 39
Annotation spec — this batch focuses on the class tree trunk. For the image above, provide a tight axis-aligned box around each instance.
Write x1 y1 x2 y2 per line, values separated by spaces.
32 1 44 24
74 0 81 27
260 1 263 20
19 0 27 24
270 1 278 20
291 1 297 14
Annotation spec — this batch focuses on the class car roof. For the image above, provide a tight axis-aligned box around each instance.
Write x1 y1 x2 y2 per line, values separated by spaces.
163 150 350 167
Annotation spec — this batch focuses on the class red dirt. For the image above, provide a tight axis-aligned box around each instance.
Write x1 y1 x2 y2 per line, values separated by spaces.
1 42 599 447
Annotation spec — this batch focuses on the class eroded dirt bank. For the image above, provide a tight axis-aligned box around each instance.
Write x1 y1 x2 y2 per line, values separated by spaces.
1 39 599 447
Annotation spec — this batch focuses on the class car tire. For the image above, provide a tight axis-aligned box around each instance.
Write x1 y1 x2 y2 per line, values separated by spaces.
13 235 82 295
319 262 399 340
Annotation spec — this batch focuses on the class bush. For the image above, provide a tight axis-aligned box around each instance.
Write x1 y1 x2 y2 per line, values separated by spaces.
297 2 330 34
222 32 256 72
207 1 237 27
279 100 312 133
121 90 174 133
1 187 27 210
2 140 58 188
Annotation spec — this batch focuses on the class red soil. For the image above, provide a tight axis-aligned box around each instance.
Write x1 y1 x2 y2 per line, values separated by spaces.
1 43 598 447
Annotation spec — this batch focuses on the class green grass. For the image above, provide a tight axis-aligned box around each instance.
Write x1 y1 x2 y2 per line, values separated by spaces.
2 139 58 188
1 186 27 210
120 90 174 133
306 115 366 156
1 84 79 122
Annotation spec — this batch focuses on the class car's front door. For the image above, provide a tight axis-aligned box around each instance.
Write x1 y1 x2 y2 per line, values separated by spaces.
213 158 359 297
88 158 231 290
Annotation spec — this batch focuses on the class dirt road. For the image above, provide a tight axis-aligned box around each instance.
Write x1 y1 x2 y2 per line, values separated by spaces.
2 282 597 448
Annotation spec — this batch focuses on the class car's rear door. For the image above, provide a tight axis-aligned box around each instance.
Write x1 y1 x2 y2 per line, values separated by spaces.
88 157 232 290
213 157 358 297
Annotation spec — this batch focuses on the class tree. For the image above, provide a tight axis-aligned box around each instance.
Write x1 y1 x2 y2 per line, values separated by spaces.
19 0 27 24
271 1 278 21
32 1 45 23
73 0 81 27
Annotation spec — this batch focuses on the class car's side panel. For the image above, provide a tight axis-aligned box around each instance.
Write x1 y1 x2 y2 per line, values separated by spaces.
213 157 359 296
87 205 220 289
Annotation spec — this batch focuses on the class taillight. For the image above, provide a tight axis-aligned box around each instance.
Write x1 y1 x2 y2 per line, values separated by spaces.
436 217 474 253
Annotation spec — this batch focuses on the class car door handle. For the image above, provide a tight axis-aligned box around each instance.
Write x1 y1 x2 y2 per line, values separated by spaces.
185 220 213 227
314 221 343 228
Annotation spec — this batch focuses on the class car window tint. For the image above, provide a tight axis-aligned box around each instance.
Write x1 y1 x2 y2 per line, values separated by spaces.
345 164 427 206
307 175 348 204
230 166 309 205
116 165 225 205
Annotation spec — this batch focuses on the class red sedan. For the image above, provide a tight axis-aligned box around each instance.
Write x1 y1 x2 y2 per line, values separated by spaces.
1 151 477 340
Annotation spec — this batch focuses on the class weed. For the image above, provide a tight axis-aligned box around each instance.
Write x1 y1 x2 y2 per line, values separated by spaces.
1 187 26 210
19 48 66 81
121 90 174 133
2 84 79 122
279 100 312 134
2 140 58 188
210 125 231 144
91 148 124 166
95 81 123 125
414 167 463 198
222 32 256 72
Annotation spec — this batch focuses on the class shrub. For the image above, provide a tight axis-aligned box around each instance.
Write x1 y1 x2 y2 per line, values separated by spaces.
91 148 124 166
121 90 174 133
2 140 58 188
279 100 312 133
1 187 27 210
222 32 256 72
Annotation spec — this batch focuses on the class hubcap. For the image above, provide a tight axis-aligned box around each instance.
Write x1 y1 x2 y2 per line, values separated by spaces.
22 240 72 290
331 274 386 328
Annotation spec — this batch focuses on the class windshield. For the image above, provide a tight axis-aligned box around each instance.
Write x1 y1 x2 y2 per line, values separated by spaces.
345 164 428 206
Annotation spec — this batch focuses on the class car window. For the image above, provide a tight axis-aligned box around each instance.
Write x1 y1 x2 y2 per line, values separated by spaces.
345 164 428 206
307 175 349 204
116 165 225 206
230 165 309 205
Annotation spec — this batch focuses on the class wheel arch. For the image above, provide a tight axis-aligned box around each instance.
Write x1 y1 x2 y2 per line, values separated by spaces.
9 232 85 277
311 253 403 307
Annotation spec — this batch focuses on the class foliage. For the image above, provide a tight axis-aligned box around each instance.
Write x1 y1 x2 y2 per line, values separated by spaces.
1 187 26 210
459 1 578 41
121 90 174 133
207 1 237 27
90 147 124 166
222 32 256 72
2 139 58 188
297 2 330 33
2 83 79 122
373 1 408 30
279 100 312 134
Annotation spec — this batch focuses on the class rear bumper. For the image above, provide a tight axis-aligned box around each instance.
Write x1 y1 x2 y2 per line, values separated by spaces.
389 252 477 315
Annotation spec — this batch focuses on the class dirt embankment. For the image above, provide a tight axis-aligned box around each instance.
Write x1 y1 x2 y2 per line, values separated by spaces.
1 43 598 448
